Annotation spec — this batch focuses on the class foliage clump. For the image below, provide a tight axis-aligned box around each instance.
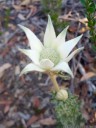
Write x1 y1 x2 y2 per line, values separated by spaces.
80 0 96 47
41 0 68 33
52 92 85 128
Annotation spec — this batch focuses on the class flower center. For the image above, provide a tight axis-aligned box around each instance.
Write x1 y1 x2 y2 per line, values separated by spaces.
39 48 60 65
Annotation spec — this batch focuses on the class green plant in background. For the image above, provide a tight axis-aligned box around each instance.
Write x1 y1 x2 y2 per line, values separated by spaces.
52 92 85 128
80 0 96 48
4 8 10 28
41 0 68 33
0 31 3 36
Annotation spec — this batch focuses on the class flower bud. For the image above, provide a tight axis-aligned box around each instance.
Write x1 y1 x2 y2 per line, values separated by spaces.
56 89 68 101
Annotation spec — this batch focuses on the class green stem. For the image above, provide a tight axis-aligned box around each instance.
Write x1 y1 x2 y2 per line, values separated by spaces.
48 72 60 92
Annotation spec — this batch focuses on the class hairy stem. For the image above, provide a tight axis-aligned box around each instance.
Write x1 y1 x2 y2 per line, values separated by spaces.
48 72 60 92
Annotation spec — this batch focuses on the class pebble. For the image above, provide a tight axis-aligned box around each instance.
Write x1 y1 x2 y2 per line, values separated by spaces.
31 123 41 128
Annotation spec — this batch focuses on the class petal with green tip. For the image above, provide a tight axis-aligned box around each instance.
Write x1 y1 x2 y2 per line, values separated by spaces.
64 47 84 62
58 35 83 59
40 59 54 70
20 63 44 76
52 62 74 78
55 26 69 47
44 15 56 47
18 24 43 52
19 48 40 64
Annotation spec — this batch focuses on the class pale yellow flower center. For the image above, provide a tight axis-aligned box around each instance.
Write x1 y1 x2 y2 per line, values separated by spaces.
39 48 60 65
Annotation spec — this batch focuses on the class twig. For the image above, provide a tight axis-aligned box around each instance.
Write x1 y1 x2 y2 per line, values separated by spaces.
0 28 20 49
39 76 50 86
76 61 96 92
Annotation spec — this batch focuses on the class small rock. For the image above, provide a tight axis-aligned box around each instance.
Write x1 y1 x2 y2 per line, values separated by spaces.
15 66 20 75
18 112 30 120
31 123 41 128
5 120 15 127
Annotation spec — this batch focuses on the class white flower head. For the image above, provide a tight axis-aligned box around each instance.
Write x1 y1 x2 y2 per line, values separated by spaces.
18 15 84 78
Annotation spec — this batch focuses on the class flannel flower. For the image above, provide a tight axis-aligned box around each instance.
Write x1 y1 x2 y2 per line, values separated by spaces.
18 15 83 77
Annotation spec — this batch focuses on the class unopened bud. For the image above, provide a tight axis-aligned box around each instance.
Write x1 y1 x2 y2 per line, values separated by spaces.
56 89 68 101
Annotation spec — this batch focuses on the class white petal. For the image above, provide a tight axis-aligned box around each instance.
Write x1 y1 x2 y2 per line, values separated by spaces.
58 35 83 59
18 24 43 51
44 15 56 47
52 62 74 78
40 59 54 70
19 48 40 64
20 63 44 76
64 47 84 62
55 26 69 47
